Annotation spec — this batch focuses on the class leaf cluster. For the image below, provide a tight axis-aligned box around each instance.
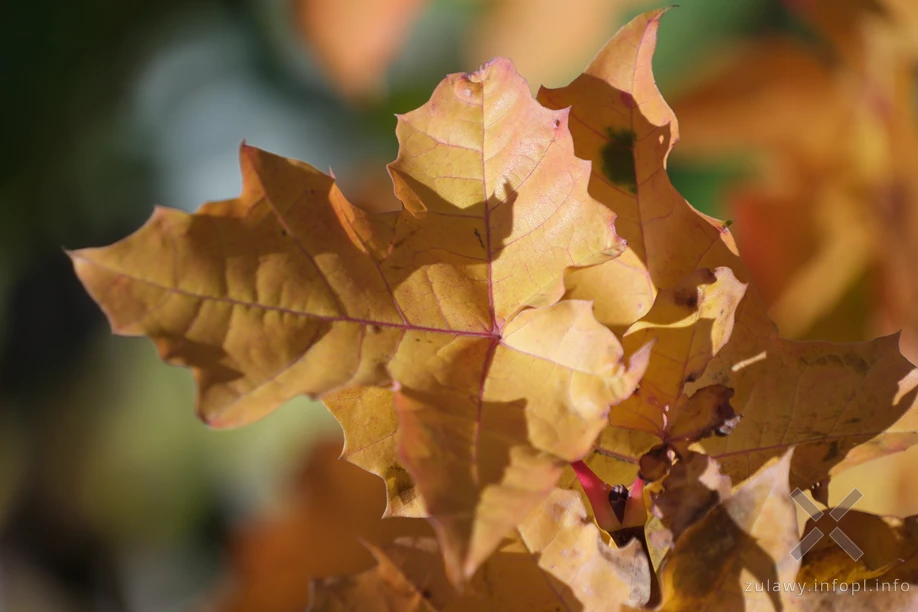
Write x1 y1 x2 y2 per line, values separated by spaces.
70 9 918 610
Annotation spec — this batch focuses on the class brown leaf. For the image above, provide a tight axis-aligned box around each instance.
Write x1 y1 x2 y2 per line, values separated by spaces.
656 451 799 610
667 384 738 446
638 444 675 483
651 452 731 543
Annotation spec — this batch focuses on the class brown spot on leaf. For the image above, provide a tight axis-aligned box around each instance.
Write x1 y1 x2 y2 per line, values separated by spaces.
640 444 675 481
811 480 830 506
673 287 699 309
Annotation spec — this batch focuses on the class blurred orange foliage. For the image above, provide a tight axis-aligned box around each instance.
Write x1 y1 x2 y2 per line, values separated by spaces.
674 0 918 362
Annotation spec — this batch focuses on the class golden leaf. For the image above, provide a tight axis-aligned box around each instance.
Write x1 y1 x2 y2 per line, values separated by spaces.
70 58 645 584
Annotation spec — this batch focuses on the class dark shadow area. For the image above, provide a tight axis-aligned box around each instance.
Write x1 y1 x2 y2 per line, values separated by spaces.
664 502 786 611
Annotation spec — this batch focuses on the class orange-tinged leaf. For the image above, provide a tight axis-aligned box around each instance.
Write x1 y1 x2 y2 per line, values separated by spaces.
465 0 647 92
309 542 438 612
672 38 879 339
656 451 800 611
388 58 625 324
70 58 643 584
671 0 918 363
539 8 735 333
217 438 429 612
294 0 427 99
673 39 853 169
545 10 918 496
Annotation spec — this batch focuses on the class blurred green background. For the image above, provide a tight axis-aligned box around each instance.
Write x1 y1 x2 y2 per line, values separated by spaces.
2 0 915 609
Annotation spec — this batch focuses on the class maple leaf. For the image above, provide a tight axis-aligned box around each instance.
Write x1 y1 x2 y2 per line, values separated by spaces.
538 9 918 496
649 451 731 544
69 58 649 584
652 451 799 611
648 452 918 611
594 266 746 482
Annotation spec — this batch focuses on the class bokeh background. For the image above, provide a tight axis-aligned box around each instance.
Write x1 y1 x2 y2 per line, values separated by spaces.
3 0 918 609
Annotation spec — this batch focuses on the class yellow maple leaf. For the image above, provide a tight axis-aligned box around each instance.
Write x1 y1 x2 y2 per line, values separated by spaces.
69 58 648 584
